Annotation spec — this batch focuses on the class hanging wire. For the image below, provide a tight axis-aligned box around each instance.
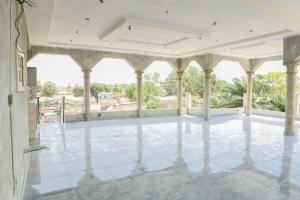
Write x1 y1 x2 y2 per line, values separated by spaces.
15 0 36 54
15 4 24 54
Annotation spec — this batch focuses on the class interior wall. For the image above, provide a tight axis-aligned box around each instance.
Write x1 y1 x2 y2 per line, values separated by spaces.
0 0 29 200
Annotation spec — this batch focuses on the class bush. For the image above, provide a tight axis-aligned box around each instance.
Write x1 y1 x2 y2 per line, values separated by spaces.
145 99 160 109
72 85 84 97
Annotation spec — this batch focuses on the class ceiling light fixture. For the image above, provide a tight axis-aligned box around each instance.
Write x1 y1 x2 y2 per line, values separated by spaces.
128 25 132 30
212 22 217 26
85 17 90 21
98 0 104 3
250 30 253 33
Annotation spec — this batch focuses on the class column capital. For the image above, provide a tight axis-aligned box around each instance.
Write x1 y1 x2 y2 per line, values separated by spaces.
203 69 212 74
286 61 299 73
246 71 255 78
204 69 212 78
177 71 184 80
135 71 143 78
82 68 92 73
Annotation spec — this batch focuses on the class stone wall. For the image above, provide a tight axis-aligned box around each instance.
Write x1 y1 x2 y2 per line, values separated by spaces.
65 109 178 122
65 108 244 123
187 107 243 117
0 1 29 200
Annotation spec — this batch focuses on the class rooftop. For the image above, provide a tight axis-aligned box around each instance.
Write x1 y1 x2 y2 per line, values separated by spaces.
24 114 300 200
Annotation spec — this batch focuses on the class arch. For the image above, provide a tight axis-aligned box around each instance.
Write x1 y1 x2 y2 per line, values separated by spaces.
213 60 246 83
255 61 285 74
254 60 286 113
27 53 83 86
182 61 204 109
90 58 137 112
211 61 246 109
143 61 177 109
28 53 84 121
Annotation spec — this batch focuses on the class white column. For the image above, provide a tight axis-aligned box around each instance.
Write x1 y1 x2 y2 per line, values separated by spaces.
186 92 192 112
203 70 212 120
177 71 183 115
246 71 254 116
136 71 143 117
285 62 298 135
82 69 91 121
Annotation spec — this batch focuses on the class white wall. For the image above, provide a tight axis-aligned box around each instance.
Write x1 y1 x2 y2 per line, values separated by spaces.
0 1 29 200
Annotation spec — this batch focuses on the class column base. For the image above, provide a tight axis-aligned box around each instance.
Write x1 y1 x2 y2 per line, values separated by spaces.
204 117 210 121
137 110 142 118
177 109 182 116
284 131 295 136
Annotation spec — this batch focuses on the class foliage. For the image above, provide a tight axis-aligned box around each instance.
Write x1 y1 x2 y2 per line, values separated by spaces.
143 72 161 109
163 66 208 97
163 71 178 96
145 98 161 109
37 81 42 94
183 66 207 97
72 84 84 97
252 72 286 111
125 83 136 101
210 71 286 111
90 83 110 102
112 84 122 94
41 81 57 97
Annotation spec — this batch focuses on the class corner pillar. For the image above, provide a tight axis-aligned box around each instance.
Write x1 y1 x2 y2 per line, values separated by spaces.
285 62 298 135
177 72 183 115
136 71 143 117
246 71 254 116
82 69 91 121
203 69 212 120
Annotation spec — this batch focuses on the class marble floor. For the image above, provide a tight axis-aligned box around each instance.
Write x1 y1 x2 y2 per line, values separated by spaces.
24 114 300 200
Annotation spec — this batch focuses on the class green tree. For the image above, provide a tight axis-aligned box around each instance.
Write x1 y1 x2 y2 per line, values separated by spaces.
90 83 107 103
253 72 286 111
72 84 84 97
163 66 207 97
183 66 206 96
210 71 286 110
41 81 57 97
37 81 42 94
125 83 136 101
163 70 178 95
143 72 161 109
112 84 122 94
211 76 246 108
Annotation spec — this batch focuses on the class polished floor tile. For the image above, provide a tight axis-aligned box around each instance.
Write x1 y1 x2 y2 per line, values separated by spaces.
24 114 300 200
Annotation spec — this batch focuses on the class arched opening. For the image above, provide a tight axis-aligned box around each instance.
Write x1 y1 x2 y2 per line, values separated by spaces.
90 58 136 112
182 61 204 109
143 61 176 110
254 61 286 112
211 61 246 108
28 54 83 122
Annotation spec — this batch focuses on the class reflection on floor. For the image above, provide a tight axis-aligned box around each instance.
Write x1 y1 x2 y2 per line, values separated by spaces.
24 114 300 200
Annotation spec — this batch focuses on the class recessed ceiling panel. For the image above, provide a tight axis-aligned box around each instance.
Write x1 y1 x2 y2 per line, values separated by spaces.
25 0 300 58
99 17 209 48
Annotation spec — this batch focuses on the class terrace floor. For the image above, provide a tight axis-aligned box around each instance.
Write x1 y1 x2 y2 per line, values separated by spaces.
24 114 300 200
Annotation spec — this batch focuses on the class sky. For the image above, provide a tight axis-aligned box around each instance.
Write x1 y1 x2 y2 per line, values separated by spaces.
28 54 286 87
